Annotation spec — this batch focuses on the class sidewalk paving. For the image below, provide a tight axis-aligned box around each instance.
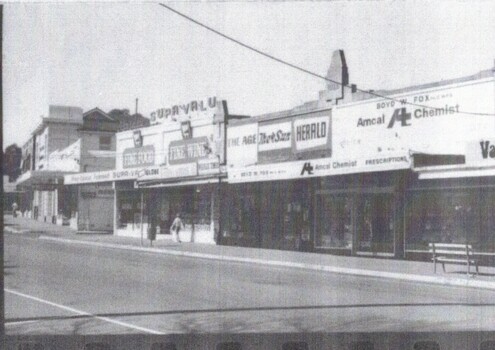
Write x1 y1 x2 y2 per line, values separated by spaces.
5 215 495 291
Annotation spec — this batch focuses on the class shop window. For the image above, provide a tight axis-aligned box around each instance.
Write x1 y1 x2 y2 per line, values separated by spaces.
228 193 257 239
315 194 352 249
117 191 142 228
194 190 211 226
405 189 495 252
222 184 258 240
146 187 213 234
356 194 394 253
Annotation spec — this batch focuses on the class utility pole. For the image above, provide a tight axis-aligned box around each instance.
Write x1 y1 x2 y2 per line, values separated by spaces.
135 98 139 115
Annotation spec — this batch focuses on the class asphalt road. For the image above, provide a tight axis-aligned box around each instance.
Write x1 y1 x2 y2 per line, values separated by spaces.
5 233 495 335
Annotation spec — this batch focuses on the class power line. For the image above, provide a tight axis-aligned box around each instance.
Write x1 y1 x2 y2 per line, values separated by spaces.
158 2 495 117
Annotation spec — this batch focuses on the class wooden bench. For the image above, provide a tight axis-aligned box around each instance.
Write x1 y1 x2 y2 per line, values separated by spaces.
429 243 479 275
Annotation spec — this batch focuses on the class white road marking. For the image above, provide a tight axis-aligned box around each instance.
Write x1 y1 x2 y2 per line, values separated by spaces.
5 288 165 334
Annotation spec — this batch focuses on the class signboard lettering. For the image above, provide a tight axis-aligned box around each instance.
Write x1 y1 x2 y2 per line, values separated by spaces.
229 153 410 183
168 136 209 165
258 122 291 152
150 97 219 125
293 116 330 151
480 140 495 159
123 145 155 168
300 162 314 175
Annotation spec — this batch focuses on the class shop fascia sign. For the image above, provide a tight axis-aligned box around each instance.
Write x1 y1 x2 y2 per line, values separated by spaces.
150 97 224 125
466 139 495 167
258 122 292 152
123 145 155 168
227 115 331 160
65 162 202 185
121 130 156 169
293 115 330 151
228 152 411 183
137 163 198 181
197 157 222 175
349 78 493 131
168 136 210 165
65 169 142 184
257 115 330 152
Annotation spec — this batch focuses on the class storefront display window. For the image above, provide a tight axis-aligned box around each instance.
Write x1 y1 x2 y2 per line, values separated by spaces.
144 186 215 236
405 189 495 252
315 194 352 249
228 193 257 239
194 190 211 226
356 194 394 253
117 191 142 228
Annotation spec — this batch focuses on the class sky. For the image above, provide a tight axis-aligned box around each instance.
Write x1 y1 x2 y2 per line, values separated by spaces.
3 1 495 148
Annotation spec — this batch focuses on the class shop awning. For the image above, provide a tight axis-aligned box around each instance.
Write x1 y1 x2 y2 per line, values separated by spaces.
411 149 495 180
136 174 227 189
16 170 77 188
417 166 495 180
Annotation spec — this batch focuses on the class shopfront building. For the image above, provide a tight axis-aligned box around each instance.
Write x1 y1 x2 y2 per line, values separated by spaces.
66 97 228 243
406 137 495 263
224 68 495 259
119 97 227 243
16 106 83 224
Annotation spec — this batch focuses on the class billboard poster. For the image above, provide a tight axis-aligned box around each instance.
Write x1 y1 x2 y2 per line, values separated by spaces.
168 136 210 165
227 123 258 168
258 122 292 152
257 121 292 163
293 115 331 152
122 145 155 168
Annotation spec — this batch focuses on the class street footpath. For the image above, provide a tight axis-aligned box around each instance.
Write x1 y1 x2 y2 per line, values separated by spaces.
4 215 495 291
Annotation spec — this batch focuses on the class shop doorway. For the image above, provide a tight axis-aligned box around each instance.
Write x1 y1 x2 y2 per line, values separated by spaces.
355 193 395 255
280 181 311 251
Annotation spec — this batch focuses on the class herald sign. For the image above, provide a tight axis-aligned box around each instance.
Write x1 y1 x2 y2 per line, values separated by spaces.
293 116 330 151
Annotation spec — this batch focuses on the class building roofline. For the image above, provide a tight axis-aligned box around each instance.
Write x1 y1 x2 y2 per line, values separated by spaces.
242 67 494 124
83 107 116 121
364 68 493 100
31 118 83 136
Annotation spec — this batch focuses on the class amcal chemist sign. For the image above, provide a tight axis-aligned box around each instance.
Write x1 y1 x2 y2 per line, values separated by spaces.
334 78 495 156
228 152 410 183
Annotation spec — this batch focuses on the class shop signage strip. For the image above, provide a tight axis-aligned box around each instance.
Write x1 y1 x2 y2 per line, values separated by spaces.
65 162 201 185
123 145 155 168
228 153 411 183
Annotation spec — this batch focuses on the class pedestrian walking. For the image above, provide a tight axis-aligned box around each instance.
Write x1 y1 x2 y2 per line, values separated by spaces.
170 213 184 243
12 202 18 218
